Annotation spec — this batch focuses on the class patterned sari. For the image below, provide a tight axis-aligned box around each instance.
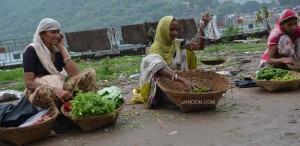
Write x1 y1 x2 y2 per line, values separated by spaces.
259 9 300 68
131 16 197 108
23 18 98 109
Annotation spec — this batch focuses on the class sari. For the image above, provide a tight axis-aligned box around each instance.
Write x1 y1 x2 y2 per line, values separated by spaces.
259 9 300 68
131 16 197 108
23 18 98 108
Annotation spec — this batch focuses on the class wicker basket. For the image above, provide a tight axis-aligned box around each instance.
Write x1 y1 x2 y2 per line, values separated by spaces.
287 57 300 71
156 70 229 112
253 71 300 92
61 102 124 132
0 108 59 146
287 64 300 72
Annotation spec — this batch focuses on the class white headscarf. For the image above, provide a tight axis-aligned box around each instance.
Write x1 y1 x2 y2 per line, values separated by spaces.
26 18 61 75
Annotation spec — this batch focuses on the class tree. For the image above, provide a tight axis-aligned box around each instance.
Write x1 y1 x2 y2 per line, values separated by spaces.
217 1 241 15
240 1 261 13
278 0 298 6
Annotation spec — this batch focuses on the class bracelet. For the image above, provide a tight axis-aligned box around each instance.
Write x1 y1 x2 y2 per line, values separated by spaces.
63 56 71 63
281 57 286 64
171 74 178 81
199 35 205 39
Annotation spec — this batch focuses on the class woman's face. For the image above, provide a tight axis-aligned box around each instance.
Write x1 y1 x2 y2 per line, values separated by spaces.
281 18 298 35
169 20 179 41
40 29 61 47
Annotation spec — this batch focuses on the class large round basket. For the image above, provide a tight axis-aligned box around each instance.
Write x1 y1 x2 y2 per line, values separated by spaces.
61 102 124 132
252 71 300 92
0 108 60 146
287 64 300 72
156 70 229 112
287 57 300 71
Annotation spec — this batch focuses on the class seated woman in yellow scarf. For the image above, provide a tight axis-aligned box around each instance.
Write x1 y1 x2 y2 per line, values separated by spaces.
132 14 211 108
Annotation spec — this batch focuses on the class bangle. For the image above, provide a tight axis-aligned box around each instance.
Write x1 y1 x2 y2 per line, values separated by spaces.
171 74 178 81
63 56 71 63
281 57 286 63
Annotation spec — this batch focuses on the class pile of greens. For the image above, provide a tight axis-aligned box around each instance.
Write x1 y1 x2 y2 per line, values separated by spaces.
69 86 123 119
190 86 212 93
97 86 123 108
256 68 298 81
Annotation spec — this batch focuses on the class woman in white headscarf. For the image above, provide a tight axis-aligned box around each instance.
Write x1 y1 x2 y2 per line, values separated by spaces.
23 18 98 108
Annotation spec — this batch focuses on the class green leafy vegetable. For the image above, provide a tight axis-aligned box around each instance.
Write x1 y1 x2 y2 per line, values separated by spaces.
97 86 123 108
70 90 116 119
256 68 298 81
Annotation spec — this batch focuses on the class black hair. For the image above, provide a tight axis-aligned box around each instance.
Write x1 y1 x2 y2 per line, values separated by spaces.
280 16 298 25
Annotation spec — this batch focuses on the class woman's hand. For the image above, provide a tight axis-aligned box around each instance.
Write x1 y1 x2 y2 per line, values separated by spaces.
188 41 204 50
32 114 51 125
282 57 295 66
200 12 212 28
178 76 202 90
56 34 66 52
53 87 73 101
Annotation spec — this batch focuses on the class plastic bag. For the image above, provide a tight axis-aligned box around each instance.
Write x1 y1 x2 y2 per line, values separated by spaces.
0 104 15 125
1 97 40 127
235 77 257 88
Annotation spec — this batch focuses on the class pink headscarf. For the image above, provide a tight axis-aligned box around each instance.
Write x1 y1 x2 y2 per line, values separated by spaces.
259 9 299 67
274 9 298 28
268 9 299 46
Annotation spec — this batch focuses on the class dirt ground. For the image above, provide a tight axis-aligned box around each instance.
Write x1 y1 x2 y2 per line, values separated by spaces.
2 44 300 146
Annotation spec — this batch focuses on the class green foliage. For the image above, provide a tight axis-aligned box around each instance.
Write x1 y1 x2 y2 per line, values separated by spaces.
217 1 242 15
0 42 268 91
70 90 116 119
103 56 112 75
0 0 296 41
0 68 23 83
198 41 266 55
76 55 142 80
0 0 186 40
240 1 261 13
222 24 242 36
9 82 25 91
256 68 298 81
203 45 227 53
147 27 156 46
278 0 299 7
97 86 123 108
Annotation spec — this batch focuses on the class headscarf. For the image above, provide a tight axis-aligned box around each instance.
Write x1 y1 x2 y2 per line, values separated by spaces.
26 18 62 75
149 16 175 64
274 9 298 28
260 9 299 67
268 9 298 46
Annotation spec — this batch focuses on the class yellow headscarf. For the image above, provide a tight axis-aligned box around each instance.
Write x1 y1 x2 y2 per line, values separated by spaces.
149 16 175 64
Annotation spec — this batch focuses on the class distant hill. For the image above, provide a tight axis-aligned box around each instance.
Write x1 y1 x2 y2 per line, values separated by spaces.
0 0 296 41
0 0 194 41
218 0 250 4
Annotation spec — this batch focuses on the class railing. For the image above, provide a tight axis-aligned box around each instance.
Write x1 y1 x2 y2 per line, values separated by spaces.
0 37 31 67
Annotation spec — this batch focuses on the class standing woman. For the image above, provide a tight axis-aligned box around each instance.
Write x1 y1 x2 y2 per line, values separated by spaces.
132 14 211 108
259 9 300 69
23 18 98 108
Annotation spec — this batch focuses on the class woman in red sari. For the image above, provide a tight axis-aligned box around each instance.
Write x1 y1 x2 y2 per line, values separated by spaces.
259 9 300 69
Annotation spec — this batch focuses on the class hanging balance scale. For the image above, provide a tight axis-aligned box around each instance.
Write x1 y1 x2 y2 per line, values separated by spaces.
197 15 226 66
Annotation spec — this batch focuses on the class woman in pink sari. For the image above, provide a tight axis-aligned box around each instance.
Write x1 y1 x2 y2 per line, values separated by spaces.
259 9 300 69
